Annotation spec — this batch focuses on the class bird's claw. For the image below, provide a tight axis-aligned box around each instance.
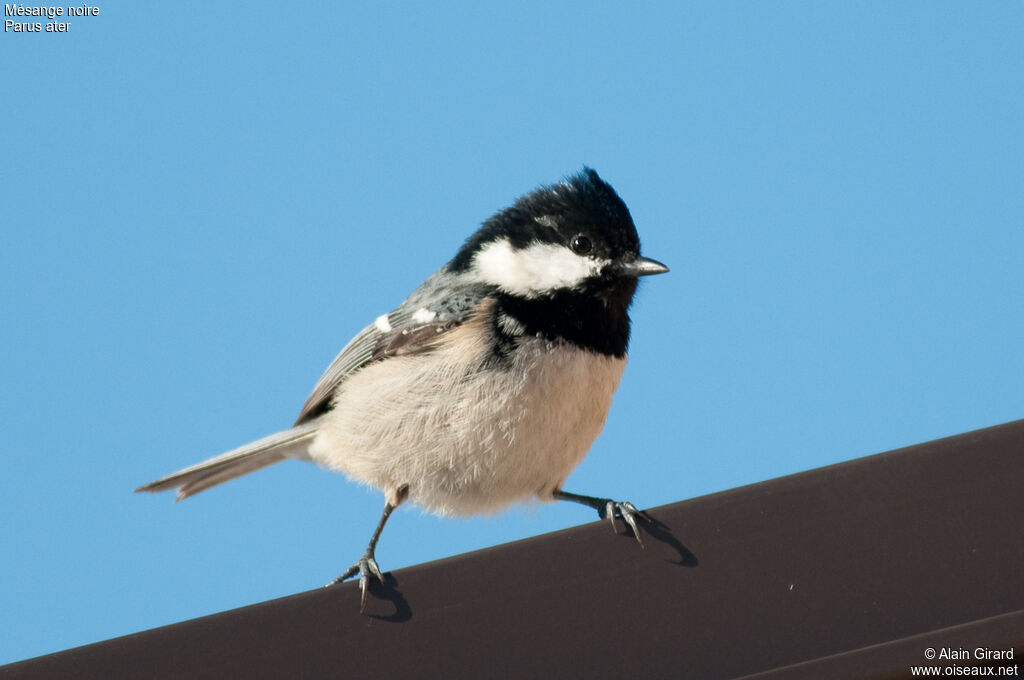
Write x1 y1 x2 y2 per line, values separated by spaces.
552 490 650 548
598 500 649 548
329 552 385 612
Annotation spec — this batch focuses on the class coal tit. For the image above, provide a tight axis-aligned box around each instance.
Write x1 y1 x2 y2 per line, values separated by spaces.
137 168 668 610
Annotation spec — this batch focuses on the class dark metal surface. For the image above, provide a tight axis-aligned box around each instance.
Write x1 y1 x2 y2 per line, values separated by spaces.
4 420 1023 679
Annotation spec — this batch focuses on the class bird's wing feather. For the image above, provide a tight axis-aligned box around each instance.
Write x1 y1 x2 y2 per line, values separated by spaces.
294 271 493 424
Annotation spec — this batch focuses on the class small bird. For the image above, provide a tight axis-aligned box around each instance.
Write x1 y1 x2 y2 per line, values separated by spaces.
137 168 668 610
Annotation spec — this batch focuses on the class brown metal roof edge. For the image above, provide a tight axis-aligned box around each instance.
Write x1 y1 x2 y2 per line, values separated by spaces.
3 418 1023 679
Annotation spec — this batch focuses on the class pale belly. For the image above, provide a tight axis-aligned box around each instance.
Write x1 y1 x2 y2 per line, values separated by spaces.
309 328 626 517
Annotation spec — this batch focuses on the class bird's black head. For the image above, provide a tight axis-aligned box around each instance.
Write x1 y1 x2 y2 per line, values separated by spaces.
448 168 667 357
448 168 666 298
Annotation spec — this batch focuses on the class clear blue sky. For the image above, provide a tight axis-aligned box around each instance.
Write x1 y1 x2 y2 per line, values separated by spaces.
2 2 1022 664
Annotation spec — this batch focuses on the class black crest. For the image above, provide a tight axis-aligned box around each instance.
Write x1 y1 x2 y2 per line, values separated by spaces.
447 168 641 273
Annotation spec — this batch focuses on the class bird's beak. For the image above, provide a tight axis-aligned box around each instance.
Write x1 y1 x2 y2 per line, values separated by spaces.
619 255 669 278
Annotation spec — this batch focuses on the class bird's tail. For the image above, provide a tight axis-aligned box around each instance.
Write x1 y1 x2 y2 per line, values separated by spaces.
134 419 320 501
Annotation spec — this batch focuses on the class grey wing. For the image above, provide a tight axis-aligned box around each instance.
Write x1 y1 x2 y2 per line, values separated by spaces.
293 270 493 425
293 322 383 425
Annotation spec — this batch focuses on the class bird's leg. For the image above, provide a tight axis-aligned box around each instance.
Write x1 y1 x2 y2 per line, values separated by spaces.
552 489 649 548
331 485 408 612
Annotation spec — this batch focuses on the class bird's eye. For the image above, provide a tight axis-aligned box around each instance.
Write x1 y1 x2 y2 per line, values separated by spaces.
570 235 592 254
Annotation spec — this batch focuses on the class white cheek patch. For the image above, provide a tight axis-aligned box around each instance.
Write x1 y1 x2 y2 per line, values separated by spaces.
470 238 607 297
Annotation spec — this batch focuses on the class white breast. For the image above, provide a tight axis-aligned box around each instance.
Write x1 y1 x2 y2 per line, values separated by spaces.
308 312 627 517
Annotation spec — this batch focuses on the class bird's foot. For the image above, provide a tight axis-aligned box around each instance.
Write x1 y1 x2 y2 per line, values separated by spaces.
552 489 650 547
329 550 385 612
597 499 649 547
